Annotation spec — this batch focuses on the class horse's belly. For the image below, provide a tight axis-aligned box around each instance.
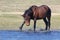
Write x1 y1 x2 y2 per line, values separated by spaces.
37 17 44 19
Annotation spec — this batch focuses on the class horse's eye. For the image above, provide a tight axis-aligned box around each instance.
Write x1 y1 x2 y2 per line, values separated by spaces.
25 17 30 20
25 18 27 20
24 17 28 20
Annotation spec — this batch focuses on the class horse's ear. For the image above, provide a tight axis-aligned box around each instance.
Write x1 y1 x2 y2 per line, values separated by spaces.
21 14 24 17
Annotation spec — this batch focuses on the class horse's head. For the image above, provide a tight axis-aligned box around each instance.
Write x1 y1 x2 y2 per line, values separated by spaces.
22 10 31 26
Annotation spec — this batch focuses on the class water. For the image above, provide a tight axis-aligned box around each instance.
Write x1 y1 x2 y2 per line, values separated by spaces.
0 30 60 40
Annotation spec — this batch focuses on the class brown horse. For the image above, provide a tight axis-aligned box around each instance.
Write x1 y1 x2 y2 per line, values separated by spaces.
20 5 51 31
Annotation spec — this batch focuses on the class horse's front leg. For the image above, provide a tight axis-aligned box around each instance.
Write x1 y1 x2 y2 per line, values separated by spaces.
20 21 25 30
34 18 36 31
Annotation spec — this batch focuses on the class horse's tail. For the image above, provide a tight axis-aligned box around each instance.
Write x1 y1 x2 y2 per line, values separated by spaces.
47 7 51 28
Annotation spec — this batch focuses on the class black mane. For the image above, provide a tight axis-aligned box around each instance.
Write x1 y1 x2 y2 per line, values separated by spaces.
23 5 37 18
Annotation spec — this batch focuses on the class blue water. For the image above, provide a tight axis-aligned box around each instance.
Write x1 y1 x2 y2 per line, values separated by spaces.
0 30 60 40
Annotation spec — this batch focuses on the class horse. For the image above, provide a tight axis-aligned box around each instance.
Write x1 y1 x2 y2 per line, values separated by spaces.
20 5 51 31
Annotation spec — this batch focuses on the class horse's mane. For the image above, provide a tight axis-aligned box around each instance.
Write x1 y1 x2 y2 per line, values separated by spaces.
23 5 37 16
29 5 37 10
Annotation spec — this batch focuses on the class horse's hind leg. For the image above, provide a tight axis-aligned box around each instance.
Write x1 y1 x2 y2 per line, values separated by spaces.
47 16 51 30
43 18 48 30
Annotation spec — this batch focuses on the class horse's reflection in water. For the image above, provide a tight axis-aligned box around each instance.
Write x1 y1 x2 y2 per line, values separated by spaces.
20 5 51 31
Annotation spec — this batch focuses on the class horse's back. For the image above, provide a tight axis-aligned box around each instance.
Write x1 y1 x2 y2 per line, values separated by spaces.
32 5 51 19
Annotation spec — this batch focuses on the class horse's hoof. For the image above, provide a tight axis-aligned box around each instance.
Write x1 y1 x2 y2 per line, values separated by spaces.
34 30 37 32
28 29 32 31
45 28 50 31
40 29 45 31
19 27 22 31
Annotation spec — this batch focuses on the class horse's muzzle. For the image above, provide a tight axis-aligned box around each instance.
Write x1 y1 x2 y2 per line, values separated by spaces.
26 23 30 26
